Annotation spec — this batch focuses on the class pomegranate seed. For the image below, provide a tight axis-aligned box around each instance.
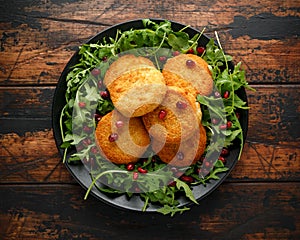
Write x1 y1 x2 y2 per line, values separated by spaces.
187 49 194 54
186 59 196 68
236 112 241 119
168 181 176 187
108 133 118 142
158 110 167 119
78 102 86 108
97 80 103 89
159 56 167 62
82 138 92 146
180 175 194 183
91 68 101 77
83 125 92 133
176 101 188 109
223 91 230 99
227 121 232 128
176 152 184 160
172 51 180 56
211 118 220 125
100 90 109 99
126 163 135 171
94 113 102 122
219 124 227 130
133 172 139 180
197 46 205 55
91 146 98 154
218 156 226 163
204 161 211 168
137 167 148 174
115 120 124 128
214 91 221 98
102 56 108 62
221 148 229 156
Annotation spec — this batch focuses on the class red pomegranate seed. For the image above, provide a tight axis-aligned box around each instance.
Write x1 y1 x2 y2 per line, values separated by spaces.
176 101 188 109
91 68 101 77
159 56 167 62
187 49 194 54
133 172 139 180
221 148 229 156
204 161 211 168
236 112 241 119
108 133 118 142
137 167 148 174
218 156 226 163
100 90 109 99
197 46 205 55
102 56 108 62
227 121 232 128
91 146 98 154
211 118 220 125
78 102 86 108
186 59 196 68
97 80 103 89
219 124 227 130
172 51 180 56
180 175 194 183
126 163 135 171
214 91 221 98
223 91 230 99
168 181 176 187
83 125 92 133
94 113 102 122
82 138 92 146
115 120 124 128
158 110 167 119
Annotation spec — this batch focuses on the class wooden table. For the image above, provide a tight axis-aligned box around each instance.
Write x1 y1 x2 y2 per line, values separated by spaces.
1 1 299 239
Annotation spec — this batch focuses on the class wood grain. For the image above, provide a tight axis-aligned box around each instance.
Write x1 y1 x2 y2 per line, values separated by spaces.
0 183 299 239
0 0 299 85
0 0 299 238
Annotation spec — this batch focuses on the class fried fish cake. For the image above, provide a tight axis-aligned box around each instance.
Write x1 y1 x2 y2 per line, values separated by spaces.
142 86 200 144
152 123 207 167
103 54 156 87
95 110 150 165
162 54 213 96
108 67 166 117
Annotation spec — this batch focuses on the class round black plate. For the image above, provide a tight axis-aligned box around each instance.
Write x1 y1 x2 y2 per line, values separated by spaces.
52 18 248 212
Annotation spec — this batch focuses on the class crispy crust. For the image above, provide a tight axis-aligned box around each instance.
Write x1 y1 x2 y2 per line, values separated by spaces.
152 124 207 167
95 111 150 165
103 54 156 87
142 86 200 143
162 54 213 96
108 67 166 117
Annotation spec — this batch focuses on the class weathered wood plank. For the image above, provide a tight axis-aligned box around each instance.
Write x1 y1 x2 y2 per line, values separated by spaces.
0 0 299 85
0 182 299 239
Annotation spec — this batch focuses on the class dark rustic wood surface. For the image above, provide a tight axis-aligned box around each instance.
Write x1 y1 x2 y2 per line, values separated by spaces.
0 0 299 239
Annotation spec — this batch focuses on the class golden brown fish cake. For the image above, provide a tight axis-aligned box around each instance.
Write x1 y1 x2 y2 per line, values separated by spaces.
108 67 166 117
162 54 213 96
142 86 200 144
103 54 156 87
95 110 150 165
152 123 207 167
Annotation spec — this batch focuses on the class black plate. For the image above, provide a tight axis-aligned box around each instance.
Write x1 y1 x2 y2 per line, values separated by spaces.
52 18 248 212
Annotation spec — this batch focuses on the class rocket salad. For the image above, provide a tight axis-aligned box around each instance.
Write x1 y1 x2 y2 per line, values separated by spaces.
58 19 253 216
